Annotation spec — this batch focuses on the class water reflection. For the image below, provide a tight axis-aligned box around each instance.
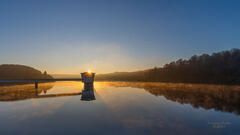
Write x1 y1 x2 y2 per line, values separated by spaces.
81 87 96 101
0 83 54 101
0 81 240 135
0 82 82 101
1 81 240 116
99 82 240 115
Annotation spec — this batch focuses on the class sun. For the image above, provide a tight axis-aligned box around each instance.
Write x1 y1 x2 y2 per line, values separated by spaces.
88 70 92 74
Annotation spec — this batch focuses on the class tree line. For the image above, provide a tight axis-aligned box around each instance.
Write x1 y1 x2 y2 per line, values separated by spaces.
96 48 240 84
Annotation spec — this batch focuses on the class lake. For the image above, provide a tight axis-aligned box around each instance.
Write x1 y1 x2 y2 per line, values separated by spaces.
0 81 240 135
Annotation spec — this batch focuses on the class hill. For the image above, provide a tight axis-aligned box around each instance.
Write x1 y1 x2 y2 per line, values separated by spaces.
0 64 53 80
96 71 147 81
96 48 240 84
51 74 80 79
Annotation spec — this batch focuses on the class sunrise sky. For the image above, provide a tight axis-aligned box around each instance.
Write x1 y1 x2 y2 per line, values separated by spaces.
0 0 240 74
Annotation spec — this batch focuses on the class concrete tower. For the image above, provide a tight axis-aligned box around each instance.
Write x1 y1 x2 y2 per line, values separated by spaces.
81 72 95 90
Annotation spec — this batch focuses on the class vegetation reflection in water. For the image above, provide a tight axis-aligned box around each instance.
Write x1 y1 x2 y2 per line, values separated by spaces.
0 81 240 135
0 82 240 114
97 82 240 115
0 82 84 101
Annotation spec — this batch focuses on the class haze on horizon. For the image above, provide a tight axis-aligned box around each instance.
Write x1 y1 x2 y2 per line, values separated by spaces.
0 0 240 74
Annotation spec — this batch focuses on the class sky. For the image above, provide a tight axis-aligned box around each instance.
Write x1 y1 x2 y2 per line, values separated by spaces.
0 0 240 74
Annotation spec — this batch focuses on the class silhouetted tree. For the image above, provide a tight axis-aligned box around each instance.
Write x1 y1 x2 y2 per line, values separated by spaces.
44 71 47 75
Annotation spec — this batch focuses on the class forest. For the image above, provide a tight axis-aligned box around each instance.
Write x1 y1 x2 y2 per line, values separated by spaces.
96 48 240 84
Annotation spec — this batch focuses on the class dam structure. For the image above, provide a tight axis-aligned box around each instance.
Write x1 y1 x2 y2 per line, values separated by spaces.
81 72 95 90
0 71 96 89
81 72 96 101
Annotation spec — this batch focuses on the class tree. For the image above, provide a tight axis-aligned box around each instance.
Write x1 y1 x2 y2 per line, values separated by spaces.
44 71 47 75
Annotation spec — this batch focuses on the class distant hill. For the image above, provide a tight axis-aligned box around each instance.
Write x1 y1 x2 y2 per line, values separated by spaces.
51 74 81 79
96 71 147 81
0 64 53 80
96 48 240 85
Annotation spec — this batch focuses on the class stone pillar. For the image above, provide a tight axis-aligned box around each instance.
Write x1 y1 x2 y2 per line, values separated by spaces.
84 82 94 90
35 80 38 89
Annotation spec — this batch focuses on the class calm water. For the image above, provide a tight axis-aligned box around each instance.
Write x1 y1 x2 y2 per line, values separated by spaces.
0 81 240 135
